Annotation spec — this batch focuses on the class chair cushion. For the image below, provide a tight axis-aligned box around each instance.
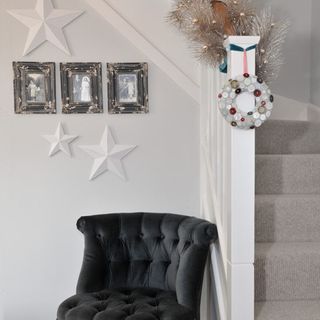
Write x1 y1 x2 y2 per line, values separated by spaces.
57 288 195 320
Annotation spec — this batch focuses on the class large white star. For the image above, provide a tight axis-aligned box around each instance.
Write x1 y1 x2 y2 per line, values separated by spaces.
79 126 137 181
43 122 78 157
8 0 83 56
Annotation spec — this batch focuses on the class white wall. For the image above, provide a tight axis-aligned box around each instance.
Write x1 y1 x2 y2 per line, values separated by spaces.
257 0 313 104
109 0 314 105
310 0 320 106
0 1 200 319
106 0 200 85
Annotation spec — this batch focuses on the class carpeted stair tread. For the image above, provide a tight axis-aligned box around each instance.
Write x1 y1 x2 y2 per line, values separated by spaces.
255 120 320 319
255 300 320 320
256 154 320 194
255 194 320 242
256 120 320 155
255 242 320 301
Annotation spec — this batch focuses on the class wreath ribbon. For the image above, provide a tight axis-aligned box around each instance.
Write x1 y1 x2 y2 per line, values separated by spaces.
219 44 257 74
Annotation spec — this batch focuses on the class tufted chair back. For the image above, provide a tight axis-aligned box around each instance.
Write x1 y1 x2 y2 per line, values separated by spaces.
76 213 217 319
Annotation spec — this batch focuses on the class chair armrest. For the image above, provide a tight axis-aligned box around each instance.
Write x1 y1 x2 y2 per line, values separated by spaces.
175 219 217 319
76 217 106 294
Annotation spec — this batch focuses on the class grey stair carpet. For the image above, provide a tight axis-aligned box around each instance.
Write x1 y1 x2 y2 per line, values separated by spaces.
255 242 320 301
256 154 320 194
256 120 320 155
255 120 320 320
255 301 320 320
256 195 320 242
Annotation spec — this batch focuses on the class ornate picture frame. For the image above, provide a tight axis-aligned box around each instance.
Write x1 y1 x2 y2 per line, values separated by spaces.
60 62 103 114
107 63 149 114
13 61 56 114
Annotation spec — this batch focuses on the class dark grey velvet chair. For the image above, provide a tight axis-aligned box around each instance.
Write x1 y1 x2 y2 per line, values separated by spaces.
57 212 217 320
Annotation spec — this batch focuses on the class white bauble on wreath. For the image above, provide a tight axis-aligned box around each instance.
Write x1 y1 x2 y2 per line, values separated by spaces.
218 73 274 130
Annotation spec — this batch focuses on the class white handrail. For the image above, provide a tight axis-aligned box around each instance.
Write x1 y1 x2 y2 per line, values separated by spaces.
201 36 260 320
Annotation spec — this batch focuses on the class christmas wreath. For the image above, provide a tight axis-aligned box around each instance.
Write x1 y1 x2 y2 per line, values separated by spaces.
218 73 273 129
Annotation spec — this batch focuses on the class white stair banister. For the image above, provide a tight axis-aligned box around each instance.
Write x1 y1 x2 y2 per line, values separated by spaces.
226 36 260 320
200 35 260 320
226 36 260 77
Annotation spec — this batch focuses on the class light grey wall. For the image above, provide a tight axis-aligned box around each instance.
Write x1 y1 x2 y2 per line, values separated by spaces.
107 0 314 104
0 1 200 319
310 0 320 106
107 0 201 85
258 0 312 103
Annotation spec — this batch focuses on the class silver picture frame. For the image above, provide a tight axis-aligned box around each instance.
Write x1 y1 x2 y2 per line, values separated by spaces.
13 61 56 114
107 63 149 114
60 62 103 114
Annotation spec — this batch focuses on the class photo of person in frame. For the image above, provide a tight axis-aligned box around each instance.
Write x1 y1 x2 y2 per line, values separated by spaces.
72 74 92 103
26 73 45 103
118 73 138 103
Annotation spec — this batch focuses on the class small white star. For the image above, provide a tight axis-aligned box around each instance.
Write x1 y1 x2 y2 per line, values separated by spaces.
43 122 78 157
79 126 137 181
8 0 83 55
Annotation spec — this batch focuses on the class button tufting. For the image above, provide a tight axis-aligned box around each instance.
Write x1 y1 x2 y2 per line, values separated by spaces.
185 241 191 248
59 213 216 320
59 288 195 320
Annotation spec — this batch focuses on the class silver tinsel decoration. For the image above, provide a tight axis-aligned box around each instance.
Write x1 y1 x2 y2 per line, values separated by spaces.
253 7 290 83
168 0 226 66
168 0 290 83
225 0 256 35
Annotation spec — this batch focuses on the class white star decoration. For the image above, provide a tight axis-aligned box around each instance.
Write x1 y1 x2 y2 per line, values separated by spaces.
79 126 137 181
43 122 78 157
8 0 83 56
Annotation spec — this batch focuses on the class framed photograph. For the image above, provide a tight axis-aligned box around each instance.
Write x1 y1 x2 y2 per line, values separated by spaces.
13 62 56 114
107 63 149 114
60 63 103 114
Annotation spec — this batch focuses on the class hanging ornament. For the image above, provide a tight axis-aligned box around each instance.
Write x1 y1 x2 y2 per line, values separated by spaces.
218 40 273 130
218 74 273 129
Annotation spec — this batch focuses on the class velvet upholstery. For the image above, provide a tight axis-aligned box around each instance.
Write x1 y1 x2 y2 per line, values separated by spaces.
58 288 195 320
57 213 217 320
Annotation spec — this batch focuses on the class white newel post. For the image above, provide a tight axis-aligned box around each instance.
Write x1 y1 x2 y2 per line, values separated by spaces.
225 36 260 320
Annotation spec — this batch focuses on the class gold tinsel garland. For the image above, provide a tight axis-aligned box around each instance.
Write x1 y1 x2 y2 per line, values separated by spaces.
168 0 290 83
